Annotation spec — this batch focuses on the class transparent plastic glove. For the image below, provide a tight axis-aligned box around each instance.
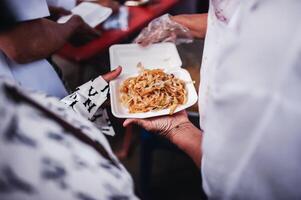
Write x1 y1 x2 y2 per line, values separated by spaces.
134 14 193 46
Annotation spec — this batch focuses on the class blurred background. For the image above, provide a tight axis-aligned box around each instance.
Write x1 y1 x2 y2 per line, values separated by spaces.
52 0 209 199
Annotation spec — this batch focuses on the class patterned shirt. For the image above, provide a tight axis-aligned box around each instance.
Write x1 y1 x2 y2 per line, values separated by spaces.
0 78 139 200
61 76 115 136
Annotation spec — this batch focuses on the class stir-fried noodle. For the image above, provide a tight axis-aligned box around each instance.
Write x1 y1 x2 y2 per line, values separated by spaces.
120 63 187 115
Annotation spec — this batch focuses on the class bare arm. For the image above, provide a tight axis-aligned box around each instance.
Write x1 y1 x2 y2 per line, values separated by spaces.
124 111 203 168
171 14 208 39
135 13 208 46
168 122 203 167
0 16 95 64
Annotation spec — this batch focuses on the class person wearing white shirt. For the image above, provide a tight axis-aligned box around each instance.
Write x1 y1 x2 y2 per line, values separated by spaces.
0 0 98 98
0 0 66 98
0 0 115 135
0 69 138 200
47 0 77 11
126 0 301 199
46 0 120 17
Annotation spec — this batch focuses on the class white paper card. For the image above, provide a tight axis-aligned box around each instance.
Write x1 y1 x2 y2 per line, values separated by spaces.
57 2 112 27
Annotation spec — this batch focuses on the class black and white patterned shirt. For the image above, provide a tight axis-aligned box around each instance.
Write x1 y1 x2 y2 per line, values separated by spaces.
60 76 114 136
0 78 139 200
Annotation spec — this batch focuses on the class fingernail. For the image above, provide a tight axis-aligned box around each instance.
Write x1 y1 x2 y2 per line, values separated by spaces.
113 67 120 71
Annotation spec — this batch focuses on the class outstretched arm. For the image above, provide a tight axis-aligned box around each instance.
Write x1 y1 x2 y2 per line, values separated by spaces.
0 16 97 64
171 14 208 39
124 111 203 167
134 13 208 46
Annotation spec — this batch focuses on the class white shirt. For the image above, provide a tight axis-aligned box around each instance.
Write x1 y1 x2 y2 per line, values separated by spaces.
0 0 114 136
0 0 68 98
46 0 77 10
200 0 301 199
7 0 50 21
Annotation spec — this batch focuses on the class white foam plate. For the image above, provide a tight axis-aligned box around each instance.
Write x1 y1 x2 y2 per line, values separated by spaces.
109 43 198 119
57 2 112 28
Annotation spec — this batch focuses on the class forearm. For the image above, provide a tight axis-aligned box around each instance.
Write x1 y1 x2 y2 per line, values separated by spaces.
169 122 203 167
0 18 78 63
171 14 208 39
61 76 109 120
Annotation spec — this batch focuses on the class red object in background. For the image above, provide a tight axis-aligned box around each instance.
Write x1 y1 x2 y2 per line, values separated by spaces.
58 0 179 62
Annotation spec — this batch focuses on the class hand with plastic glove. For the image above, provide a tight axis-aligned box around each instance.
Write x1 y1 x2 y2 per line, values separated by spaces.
134 14 193 46
134 13 207 46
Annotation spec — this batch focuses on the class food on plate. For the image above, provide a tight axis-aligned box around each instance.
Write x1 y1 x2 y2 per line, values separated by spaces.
120 63 187 115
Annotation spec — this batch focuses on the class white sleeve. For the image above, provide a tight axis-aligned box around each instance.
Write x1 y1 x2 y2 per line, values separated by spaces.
61 76 109 120
46 0 77 10
202 1 301 198
7 0 50 22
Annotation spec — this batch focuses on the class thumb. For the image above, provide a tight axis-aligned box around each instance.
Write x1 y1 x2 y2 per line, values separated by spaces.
85 25 101 36
59 8 72 16
123 119 137 127
123 118 148 128
102 66 122 82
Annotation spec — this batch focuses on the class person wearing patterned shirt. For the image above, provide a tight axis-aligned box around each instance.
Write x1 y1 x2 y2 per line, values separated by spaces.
0 6 136 197
0 0 138 199
0 74 139 200
60 67 123 136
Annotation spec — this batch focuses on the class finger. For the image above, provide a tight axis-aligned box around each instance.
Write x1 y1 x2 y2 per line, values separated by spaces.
102 66 122 82
178 110 188 117
59 8 72 16
139 37 155 47
69 14 84 24
123 119 136 127
123 118 147 128
82 24 101 36
88 27 101 37
140 41 151 47
133 36 143 44
134 38 149 47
